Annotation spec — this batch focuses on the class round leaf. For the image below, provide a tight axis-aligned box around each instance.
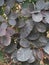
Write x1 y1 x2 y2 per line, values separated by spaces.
20 38 30 47
0 0 4 6
20 19 34 38
8 19 16 26
17 48 32 62
0 35 11 46
32 13 43 22
36 23 46 33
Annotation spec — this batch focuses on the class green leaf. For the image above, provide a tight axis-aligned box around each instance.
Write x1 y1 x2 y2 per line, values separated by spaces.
22 0 37 8
22 2 29 8
31 0 37 2
0 7 4 15
22 0 29 8
0 51 4 62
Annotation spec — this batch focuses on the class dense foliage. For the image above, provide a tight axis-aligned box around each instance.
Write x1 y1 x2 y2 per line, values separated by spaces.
0 0 49 65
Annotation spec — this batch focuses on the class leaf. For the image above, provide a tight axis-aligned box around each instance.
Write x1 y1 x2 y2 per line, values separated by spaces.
5 5 10 15
17 48 32 62
6 27 15 36
0 0 4 6
28 30 40 40
36 0 45 10
0 15 5 22
22 2 29 8
31 0 37 3
0 51 4 62
36 23 46 33
6 0 15 8
0 27 6 36
0 7 4 15
45 14 49 24
20 38 30 47
43 43 49 54
27 50 35 63
32 13 43 22
20 19 34 38
8 19 16 26
1 22 8 29
18 18 25 28
0 35 11 46
4 43 17 53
